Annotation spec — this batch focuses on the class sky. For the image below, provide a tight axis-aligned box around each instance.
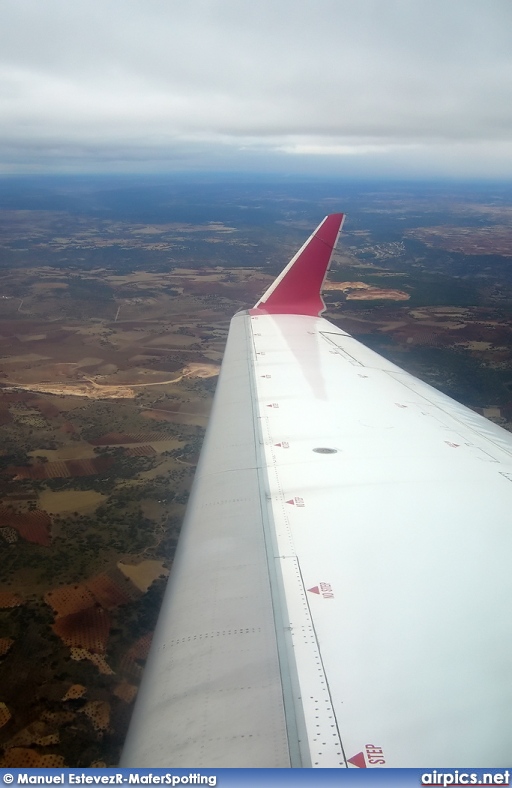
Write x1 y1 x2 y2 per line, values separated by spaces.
1 0 512 179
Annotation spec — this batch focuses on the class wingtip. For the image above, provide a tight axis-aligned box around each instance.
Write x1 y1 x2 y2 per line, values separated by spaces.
252 213 345 317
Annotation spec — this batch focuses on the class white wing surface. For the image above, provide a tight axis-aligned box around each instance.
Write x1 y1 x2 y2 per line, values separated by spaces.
122 214 512 768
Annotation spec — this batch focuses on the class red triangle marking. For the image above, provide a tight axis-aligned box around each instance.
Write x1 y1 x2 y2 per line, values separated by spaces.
348 752 366 768
308 586 320 595
267 404 274 408
275 443 282 447
286 499 295 505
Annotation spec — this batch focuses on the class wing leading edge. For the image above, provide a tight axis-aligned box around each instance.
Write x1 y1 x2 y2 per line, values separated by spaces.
122 215 512 767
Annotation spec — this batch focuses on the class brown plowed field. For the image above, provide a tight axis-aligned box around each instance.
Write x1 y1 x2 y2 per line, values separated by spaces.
9 456 114 481
45 585 96 617
66 459 97 476
124 445 157 457
0 592 23 608
52 607 111 653
82 700 110 732
0 508 51 546
114 682 137 703
0 748 65 768
120 633 153 678
84 573 132 609
47 570 134 620
0 639 14 657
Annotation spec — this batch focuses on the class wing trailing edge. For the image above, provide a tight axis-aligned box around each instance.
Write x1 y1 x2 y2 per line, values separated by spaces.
252 213 345 316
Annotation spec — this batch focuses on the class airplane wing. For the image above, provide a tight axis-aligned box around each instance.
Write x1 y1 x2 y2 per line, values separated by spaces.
121 214 512 768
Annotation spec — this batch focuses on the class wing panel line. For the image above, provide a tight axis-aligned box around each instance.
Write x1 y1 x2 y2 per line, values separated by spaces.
248 314 347 768
244 313 310 768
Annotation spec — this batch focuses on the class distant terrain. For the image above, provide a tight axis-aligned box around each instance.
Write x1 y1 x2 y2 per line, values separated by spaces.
0 176 511 766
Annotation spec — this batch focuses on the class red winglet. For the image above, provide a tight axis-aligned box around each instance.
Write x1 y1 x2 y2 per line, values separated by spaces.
251 213 345 316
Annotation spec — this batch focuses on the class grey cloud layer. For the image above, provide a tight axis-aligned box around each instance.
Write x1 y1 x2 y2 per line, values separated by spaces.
1 0 512 174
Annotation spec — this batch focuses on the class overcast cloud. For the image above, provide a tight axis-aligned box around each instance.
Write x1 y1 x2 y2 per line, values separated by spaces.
1 0 512 177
